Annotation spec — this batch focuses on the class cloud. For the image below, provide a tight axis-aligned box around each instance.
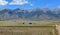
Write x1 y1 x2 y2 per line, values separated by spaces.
9 0 29 5
0 0 8 5
58 6 60 8
0 0 34 6
30 4 34 6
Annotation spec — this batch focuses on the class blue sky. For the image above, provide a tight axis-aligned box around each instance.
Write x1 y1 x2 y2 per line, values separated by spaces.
0 0 60 9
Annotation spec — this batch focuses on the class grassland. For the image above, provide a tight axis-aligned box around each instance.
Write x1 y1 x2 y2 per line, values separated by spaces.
0 22 59 35
0 26 55 35
0 21 59 26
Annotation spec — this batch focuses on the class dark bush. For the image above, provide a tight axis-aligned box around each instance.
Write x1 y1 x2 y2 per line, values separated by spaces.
29 23 32 24
22 23 24 24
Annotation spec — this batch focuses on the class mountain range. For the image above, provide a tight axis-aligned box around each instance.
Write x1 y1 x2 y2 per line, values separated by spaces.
0 8 60 21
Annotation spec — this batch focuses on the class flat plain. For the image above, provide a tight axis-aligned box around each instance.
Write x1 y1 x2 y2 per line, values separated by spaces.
0 22 59 35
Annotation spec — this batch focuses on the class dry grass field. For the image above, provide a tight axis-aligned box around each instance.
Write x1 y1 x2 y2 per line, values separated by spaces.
0 22 59 35
0 26 56 35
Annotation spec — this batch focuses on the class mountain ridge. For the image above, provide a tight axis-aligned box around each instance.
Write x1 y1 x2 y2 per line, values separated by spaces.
0 8 60 21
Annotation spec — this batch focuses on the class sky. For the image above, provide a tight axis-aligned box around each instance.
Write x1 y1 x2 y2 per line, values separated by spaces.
0 0 60 9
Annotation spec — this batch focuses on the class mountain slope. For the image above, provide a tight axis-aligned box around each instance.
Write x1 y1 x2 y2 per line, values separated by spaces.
0 8 60 21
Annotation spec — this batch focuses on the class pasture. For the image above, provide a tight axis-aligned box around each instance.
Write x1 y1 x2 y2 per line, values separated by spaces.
0 22 59 35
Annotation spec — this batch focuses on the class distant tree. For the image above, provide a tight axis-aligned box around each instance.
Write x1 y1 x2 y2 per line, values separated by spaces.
22 23 24 24
29 23 32 24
